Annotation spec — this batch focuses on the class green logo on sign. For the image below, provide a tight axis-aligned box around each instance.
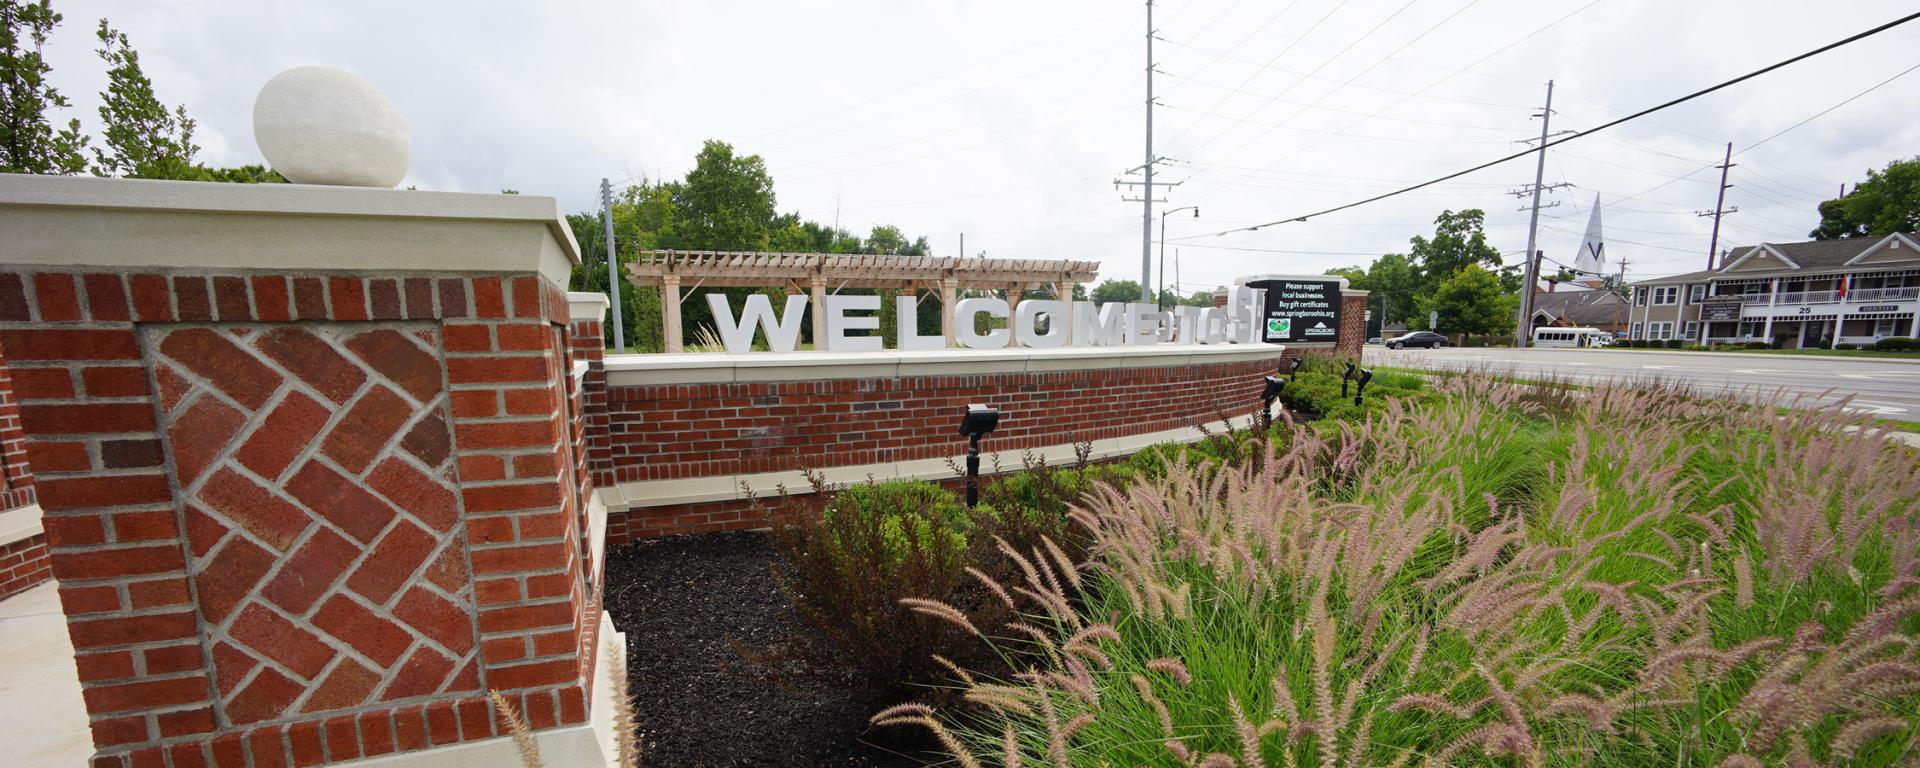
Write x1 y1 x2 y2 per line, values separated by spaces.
1267 318 1290 337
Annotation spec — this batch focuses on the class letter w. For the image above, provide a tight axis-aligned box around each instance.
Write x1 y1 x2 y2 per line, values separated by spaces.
706 294 808 353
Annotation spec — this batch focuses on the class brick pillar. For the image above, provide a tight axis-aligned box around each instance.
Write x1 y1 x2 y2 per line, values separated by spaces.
567 293 614 492
1338 290 1369 357
0 176 613 767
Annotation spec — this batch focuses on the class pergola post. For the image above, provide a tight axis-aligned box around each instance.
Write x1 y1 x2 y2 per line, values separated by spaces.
810 276 829 351
1056 280 1076 345
1008 283 1024 311
940 277 959 348
662 273 684 353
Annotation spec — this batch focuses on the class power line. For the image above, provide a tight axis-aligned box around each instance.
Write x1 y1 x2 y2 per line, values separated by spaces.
1154 37 1533 109
1157 0 1347 150
1154 241 1390 256
1186 0 1603 196
1175 8 1920 240
1184 0 1489 167
1175 0 1417 159
1737 60 1920 154
1156 70 1532 133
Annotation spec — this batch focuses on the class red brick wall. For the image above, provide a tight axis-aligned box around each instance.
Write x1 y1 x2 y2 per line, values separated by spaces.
0 353 36 511
0 269 601 767
600 354 1289 487
0 351 47 601
598 350 1292 539
0 533 50 599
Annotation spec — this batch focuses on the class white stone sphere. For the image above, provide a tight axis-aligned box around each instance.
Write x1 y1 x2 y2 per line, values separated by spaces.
252 66 410 188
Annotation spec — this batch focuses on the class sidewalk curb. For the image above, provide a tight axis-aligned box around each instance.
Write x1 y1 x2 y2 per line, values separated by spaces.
1364 346 1920 366
1588 348 1920 365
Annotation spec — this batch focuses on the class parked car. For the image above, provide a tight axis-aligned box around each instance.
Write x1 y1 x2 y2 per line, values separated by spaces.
1367 337 1382 345
1385 331 1447 349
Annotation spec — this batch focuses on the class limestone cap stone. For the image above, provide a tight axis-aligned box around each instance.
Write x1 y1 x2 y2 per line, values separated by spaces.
253 66 411 188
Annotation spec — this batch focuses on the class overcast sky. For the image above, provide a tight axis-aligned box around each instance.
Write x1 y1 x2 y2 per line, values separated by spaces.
39 0 1920 291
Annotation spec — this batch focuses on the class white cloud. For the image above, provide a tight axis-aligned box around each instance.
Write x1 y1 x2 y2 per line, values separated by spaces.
36 0 1920 289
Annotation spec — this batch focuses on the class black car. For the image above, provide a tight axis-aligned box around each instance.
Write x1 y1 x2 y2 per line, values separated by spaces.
1385 331 1447 349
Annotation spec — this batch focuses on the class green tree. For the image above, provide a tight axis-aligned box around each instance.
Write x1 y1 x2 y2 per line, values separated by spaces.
866 224 908 255
1332 252 1421 326
1409 209 1503 279
1415 264 1514 339
0 0 87 174
671 140 776 251
1811 157 1920 240
92 19 198 178
1090 279 1141 305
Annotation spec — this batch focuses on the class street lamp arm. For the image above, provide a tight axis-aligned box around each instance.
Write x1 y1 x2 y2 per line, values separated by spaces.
1157 206 1200 310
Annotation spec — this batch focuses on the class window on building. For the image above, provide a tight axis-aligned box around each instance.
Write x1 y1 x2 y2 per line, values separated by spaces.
1875 317 1902 336
1684 321 1699 339
1652 286 1679 305
1634 288 1647 306
1648 321 1674 340
1689 285 1706 303
1630 322 1642 339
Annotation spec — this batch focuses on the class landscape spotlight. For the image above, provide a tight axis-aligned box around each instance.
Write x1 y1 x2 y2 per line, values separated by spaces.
1287 357 1304 381
1260 375 1286 429
958 404 1000 507
1341 360 1357 398
1354 368 1375 407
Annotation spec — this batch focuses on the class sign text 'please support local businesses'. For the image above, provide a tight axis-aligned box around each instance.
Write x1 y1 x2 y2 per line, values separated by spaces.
701 286 1287 354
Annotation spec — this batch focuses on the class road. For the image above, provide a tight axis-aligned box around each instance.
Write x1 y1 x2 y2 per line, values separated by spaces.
1362 346 1920 423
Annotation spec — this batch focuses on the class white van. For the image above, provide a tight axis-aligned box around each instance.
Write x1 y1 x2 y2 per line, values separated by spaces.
1532 326 1612 348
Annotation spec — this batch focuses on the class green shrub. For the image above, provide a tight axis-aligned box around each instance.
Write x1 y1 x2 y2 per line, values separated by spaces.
773 480 996 699
1875 336 1919 351
1746 341 1769 350
773 472 1087 700
1683 343 1710 351
1663 338 1683 349
1835 342 1857 350
1270 357 1428 423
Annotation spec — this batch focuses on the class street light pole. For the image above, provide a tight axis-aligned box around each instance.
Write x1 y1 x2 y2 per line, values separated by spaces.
1158 205 1198 310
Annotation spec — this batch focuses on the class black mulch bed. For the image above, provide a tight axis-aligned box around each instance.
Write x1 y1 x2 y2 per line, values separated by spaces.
602 531 941 767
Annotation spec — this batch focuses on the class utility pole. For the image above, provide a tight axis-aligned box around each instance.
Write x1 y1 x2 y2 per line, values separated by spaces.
1112 0 1175 302
1612 256 1629 335
1140 0 1153 302
959 233 965 260
600 178 627 353
1697 142 1738 270
1511 80 1569 348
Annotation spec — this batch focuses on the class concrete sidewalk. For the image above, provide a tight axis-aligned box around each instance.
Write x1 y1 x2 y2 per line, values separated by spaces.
0 582 93 767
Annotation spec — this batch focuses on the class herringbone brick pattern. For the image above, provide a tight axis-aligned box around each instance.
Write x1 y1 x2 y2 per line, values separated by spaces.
148 323 480 727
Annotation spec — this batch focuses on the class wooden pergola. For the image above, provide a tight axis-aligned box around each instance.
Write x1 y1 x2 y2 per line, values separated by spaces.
626 251 1102 352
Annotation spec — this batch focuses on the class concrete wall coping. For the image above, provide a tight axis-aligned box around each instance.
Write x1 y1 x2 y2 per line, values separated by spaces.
0 173 580 286
602 342 1291 385
566 291 611 323
0 503 41 548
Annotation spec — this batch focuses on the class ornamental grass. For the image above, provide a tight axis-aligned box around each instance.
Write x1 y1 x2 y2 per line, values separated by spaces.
882 376 1920 767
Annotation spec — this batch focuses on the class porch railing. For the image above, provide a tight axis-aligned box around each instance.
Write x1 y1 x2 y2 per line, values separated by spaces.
1849 286 1920 302
1720 287 1916 305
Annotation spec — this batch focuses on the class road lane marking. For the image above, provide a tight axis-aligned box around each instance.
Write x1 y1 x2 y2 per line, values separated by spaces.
1844 401 1910 415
